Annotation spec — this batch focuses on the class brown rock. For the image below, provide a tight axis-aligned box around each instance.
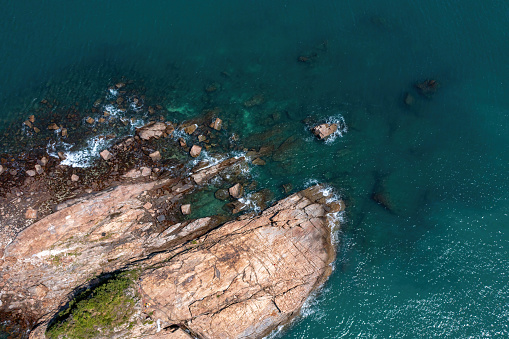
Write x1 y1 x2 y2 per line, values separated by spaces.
141 167 152 177
33 127 40 133
28 115 35 123
184 124 198 135
86 117 95 124
181 204 191 215
252 158 266 166
57 152 66 160
143 202 153 210
210 118 222 131
98 117 106 123
26 170 36 177
229 183 244 199
214 189 230 201
25 208 37 219
100 149 112 161
40 157 48 166
190 145 202 158
23 120 33 129
35 164 43 174
137 122 172 140
48 123 60 130
198 135 207 142
149 151 161 162
0 165 4 175
312 123 338 139
179 138 187 147
115 82 125 89
71 174 79 182
116 97 124 105
61 128 68 137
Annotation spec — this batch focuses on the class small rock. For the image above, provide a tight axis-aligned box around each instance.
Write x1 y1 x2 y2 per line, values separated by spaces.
40 157 48 166
184 124 198 135
61 128 68 137
214 189 230 201
23 120 33 129
9 169 17 176
86 117 95 124
48 123 60 130
312 123 338 139
71 174 79 182
179 138 187 147
198 135 207 142
149 151 161 162
190 145 202 158
157 214 166 222
252 158 266 166
26 170 36 177
181 204 191 215
0 165 3 174
210 118 222 131
98 118 106 123
33 127 40 133
57 152 66 160
115 82 125 89
143 202 153 210
229 183 244 199
141 167 152 177
137 122 171 140
28 115 35 123
100 149 112 161
35 164 43 174
25 208 37 219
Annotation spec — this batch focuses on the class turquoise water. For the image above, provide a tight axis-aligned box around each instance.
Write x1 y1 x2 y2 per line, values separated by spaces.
2 1 509 337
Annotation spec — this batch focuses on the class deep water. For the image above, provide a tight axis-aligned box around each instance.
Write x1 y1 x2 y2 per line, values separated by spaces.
1 0 508 337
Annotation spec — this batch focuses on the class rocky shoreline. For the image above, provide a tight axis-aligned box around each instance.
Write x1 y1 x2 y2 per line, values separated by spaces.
0 86 344 338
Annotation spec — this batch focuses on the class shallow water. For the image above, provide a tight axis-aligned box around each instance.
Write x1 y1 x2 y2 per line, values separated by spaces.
1 0 508 337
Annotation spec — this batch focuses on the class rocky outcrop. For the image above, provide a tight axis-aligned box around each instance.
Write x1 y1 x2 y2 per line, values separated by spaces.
0 153 340 338
312 123 337 140
139 185 338 339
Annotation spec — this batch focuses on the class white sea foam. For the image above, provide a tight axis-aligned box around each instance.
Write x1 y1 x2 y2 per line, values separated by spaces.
103 104 124 117
47 136 112 168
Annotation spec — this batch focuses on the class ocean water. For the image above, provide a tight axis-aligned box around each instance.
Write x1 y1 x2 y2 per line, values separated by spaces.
1 0 509 337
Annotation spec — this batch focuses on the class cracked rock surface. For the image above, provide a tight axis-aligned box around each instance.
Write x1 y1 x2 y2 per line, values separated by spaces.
0 157 339 338
139 185 338 339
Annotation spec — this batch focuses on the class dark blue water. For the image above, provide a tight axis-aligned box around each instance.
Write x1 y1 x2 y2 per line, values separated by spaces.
1 1 508 337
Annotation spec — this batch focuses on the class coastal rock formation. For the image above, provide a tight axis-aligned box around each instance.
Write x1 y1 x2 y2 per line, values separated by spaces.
140 184 337 339
0 172 339 338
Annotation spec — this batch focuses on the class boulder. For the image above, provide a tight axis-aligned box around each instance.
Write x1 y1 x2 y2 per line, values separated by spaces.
100 149 112 161
210 118 222 131
229 183 244 199
312 123 338 139
25 208 37 219
190 145 202 158
184 124 198 135
149 151 161 162
34 165 43 175
181 204 191 215
214 189 230 201
137 122 173 140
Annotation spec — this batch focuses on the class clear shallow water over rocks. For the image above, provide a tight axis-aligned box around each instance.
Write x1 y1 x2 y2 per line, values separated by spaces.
1 0 508 337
